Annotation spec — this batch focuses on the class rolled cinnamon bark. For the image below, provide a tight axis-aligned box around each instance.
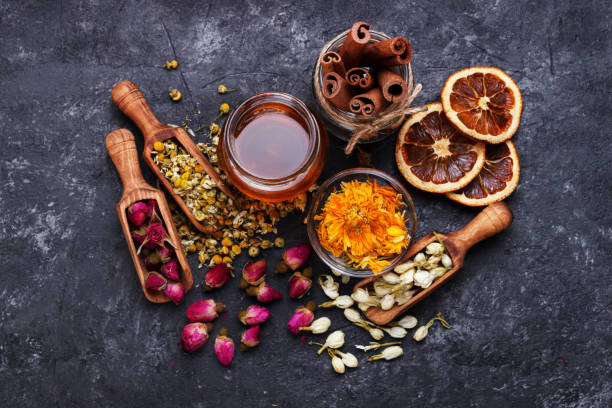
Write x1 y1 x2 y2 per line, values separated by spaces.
338 21 371 69
376 68 408 103
373 39 413 67
360 37 409 65
320 51 346 77
349 86 390 117
345 67 375 91
322 72 354 111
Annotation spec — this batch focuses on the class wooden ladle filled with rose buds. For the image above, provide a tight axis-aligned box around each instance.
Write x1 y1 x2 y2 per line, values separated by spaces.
354 202 513 325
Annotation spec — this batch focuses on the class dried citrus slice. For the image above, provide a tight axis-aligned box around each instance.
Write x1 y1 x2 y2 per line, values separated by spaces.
395 103 486 193
441 67 522 143
446 140 519 206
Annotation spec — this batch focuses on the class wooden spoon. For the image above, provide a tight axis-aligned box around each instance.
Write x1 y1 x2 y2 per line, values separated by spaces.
111 80 238 233
106 128 193 303
353 201 513 325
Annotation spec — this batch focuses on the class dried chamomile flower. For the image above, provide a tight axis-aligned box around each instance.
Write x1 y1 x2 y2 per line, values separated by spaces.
316 330 345 354
163 59 178 69
394 315 418 329
217 84 237 94
368 345 403 361
318 274 339 299
219 103 230 114
169 89 182 102
381 326 408 339
300 317 331 334
355 341 401 352
319 295 354 309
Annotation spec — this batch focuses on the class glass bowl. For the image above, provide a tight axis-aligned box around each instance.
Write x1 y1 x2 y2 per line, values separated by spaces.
307 168 418 278
312 30 411 143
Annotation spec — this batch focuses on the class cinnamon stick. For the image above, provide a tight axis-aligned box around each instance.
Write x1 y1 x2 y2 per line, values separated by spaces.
376 68 408 103
373 39 413 67
320 51 346 77
338 21 371 69
345 67 375 91
350 87 390 117
360 37 409 65
322 72 354 111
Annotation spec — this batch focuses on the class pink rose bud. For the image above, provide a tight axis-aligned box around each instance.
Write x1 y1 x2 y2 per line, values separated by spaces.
276 243 312 272
146 223 166 246
127 201 150 227
214 328 234 366
161 259 180 281
145 272 167 291
157 246 174 263
238 305 270 325
164 281 184 305
288 269 313 299
180 322 211 352
203 264 231 291
146 199 157 217
242 259 267 286
240 325 260 350
186 299 225 322
287 301 316 334
246 282 282 303
132 226 147 245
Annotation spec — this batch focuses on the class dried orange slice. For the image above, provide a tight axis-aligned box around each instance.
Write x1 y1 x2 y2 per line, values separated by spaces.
446 140 519 206
395 103 486 193
441 67 522 144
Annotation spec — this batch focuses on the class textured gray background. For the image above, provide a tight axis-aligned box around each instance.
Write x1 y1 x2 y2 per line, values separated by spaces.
1 0 610 407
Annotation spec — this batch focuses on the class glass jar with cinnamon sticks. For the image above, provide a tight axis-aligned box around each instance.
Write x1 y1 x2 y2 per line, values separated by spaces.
312 22 424 154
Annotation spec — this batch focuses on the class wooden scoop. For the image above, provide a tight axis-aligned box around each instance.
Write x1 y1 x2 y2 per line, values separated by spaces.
106 128 193 303
111 80 237 233
354 202 513 325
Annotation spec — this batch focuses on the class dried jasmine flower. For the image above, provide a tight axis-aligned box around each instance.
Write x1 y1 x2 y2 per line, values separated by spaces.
318 295 354 309
394 315 418 329
336 351 358 368
343 308 362 323
367 345 403 361
354 341 401 352
381 326 408 339
380 294 395 310
413 312 451 342
300 317 331 334
331 354 345 374
316 330 345 354
318 274 340 299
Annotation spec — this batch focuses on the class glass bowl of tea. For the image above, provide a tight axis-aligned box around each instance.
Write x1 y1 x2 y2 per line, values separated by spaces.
307 168 417 278
218 92 328 202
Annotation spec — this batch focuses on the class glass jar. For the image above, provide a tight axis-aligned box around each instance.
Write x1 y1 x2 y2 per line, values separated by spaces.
218 92 328 202
312 30 411 143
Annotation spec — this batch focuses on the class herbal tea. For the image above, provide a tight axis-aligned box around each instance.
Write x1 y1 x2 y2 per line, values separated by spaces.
233 110 310 179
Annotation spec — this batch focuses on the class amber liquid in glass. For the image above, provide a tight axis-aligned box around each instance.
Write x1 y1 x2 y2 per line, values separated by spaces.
233 108 310 179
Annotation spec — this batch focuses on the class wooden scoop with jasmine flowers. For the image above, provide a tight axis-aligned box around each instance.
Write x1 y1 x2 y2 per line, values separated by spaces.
354 202 513 325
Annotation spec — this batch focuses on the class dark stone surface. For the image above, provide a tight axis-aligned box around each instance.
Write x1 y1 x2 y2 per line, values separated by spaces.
0 1 610 407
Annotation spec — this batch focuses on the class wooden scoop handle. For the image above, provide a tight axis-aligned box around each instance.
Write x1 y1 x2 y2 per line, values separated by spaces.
446 201 513 256
111 81 165 139
105 129 151 195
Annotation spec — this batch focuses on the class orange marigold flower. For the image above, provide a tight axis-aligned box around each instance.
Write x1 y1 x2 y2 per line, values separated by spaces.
315 180 409 273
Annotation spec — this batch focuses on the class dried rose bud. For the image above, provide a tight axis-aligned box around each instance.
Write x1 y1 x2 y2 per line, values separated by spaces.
186 299 225 322
276 243 311 272
157 246 174 263
127 201 150 227
203 264 231 291
240 325 261 350
238 305 270 325
245 282 282 303
161 259 180 281
241 259 267 286
145 223 166 247
143 252 161 271
146 199 157 217
180 322 211 352
164 281 184 305
132 226 147 245
287 301 316 334
214 328 234 366
288 271 312 299
145 272 167 291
